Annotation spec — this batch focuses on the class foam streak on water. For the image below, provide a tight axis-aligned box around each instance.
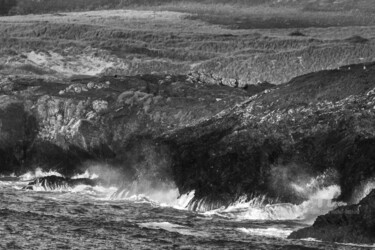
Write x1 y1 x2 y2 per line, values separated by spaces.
238 227 293 238
0 173 371 249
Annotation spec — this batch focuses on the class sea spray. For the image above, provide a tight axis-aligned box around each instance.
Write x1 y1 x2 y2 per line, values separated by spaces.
202 185 341 222
350 178 375 204
72 170 99 180
109 179 196 209
201 167 344 222
19 168 63 181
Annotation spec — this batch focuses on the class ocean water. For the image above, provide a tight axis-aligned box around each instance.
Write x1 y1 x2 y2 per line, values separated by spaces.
0 171 374 250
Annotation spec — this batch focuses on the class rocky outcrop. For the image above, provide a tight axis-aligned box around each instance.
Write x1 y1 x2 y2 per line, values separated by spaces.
288 189 375 244
22 175 101 191
160 62 375 207
187 71 276 94
0 74 250 185
1 62 375 210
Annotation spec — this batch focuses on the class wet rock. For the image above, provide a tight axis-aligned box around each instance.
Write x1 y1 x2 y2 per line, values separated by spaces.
2 62 375 213
22 175 103 190
0 74 248 179
288 189 375 244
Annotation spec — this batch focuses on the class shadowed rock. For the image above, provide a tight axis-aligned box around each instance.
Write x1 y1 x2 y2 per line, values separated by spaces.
2 62 375 210
288 189 375 244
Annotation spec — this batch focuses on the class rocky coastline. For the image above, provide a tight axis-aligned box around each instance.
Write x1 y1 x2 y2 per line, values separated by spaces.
288 189 375 244
1 62 375 243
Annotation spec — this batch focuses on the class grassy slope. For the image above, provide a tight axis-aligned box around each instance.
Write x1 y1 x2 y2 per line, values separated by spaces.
0 2 375 85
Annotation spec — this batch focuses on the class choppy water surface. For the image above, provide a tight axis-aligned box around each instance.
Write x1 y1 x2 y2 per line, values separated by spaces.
0 175 373 250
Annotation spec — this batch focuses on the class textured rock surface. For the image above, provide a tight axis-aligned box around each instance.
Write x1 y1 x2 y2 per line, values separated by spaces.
288 189 375 244
1 62 375 210
159 62 375 207
0 74 250 185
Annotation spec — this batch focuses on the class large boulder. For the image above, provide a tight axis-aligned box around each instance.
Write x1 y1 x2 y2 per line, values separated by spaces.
288 189 375 244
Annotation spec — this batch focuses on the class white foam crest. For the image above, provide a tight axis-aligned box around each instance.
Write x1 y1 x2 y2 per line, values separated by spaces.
237 227 293 238
351 178 375 204
203 185 342 222
111 187 195 209
300 238 322 242
138 222 206 237
71 170 99 180
0 173 16 178
25 180 118 199
172 191 196 209
30 184 71 192
19 168 63 181
70 185 118 199
289 168 338 199
114 188 178 204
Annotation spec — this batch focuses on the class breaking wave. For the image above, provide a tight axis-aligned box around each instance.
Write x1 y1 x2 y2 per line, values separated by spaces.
109 172 344 222
109 181 195 210
203 185 342 222
19 168 63 181
71 170 99 180
350 178 375 204
237 227 293 238
137 222 207 237
9 166 372 224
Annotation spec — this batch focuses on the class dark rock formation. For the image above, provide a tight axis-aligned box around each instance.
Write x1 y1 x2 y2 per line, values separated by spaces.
23 175 101 190
187 70 277 94
1 62 375 210
160 62 375 207
0 73 250 187
288 189 375 244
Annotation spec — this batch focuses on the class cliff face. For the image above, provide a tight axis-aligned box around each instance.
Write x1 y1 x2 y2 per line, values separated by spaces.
159 62 375 207
288 189 375 244
0 74 249 184
1 62 375 211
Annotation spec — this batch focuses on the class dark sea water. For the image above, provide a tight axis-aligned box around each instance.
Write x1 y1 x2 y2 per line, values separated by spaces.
1 172 374 250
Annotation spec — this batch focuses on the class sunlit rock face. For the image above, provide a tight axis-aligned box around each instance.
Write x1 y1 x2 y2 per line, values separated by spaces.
1 62 375 211
288 189 375 244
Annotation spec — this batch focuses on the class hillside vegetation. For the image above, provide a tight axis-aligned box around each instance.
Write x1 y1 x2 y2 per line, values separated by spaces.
1 0 375 86
2 0 375 17
1 9 375 85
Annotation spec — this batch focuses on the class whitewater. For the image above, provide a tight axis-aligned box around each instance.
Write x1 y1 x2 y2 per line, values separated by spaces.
1 169 374 249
